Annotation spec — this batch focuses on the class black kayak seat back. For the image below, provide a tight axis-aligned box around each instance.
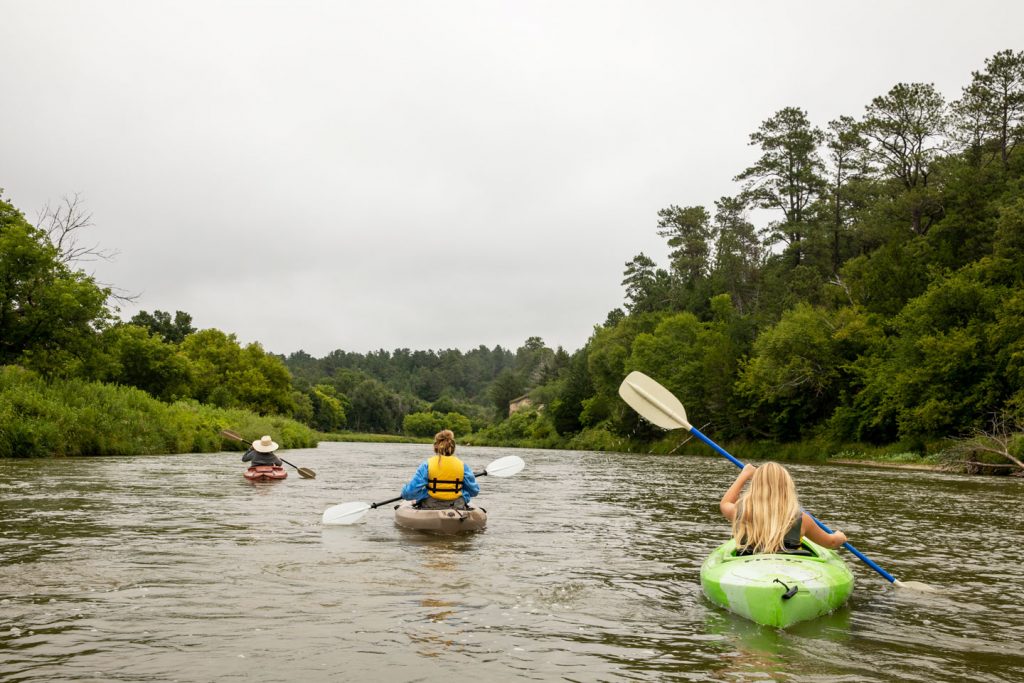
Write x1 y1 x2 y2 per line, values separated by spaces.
732 542 816 558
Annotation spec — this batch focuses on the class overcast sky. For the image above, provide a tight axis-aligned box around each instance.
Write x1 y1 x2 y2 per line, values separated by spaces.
2 1 1021 357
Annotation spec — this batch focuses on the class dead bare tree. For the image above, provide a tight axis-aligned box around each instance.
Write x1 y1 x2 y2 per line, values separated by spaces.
942 413 1024 476
35 193 138 304
36 193 115 264
827 273 856 306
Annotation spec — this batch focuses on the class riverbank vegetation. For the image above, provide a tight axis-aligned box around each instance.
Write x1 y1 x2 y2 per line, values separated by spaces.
2 50 1023 474
0 366 319 458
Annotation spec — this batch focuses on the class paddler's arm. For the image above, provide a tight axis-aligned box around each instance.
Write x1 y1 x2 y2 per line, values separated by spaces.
461 464 479 499
801 513 848 549
719 464 756 521
401 462 429 500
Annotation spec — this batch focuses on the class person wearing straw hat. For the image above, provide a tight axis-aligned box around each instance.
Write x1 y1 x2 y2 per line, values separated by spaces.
242 435 284 467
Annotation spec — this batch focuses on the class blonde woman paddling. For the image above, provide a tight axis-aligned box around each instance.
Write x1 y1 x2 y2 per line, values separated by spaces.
401 430 480 510
720 463 847 554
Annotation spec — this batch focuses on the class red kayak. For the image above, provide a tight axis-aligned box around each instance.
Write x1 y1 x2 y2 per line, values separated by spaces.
243 465 288 481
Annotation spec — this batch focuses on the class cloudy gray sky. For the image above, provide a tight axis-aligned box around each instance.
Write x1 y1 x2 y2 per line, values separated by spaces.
2 1 1020 357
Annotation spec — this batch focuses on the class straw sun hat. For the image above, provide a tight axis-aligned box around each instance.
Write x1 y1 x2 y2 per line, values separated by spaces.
252 435 279 453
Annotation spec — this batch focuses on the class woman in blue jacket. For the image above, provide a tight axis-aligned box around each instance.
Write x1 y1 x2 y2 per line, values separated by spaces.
401 430 480 509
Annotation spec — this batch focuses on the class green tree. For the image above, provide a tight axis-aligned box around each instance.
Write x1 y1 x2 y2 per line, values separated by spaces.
308 383 347 431
179 329 297 416
656 205 714 284
430 394 458 414
583 313 665 434
735 304 870 440
951 81 997 167
710 196 763 314
823 116 871 273
129 309 196 343
952 50 1024 169
547 347 594 435
0 197 110 374
402 411 472 438
735 107 826 265
861 82 947 235
515 337 561 387
624 298 749 438
412 366 445 401
627 311 709 421
603 308 626 327
621 253 671 314
847 271 1003 441
347 377 403 433
86 324 194 401
487 368 525 418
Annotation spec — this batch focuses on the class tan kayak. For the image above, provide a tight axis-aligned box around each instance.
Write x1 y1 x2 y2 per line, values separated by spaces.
393 500 487 534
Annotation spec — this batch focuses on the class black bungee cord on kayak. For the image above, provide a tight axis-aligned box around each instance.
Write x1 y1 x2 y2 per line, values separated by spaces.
773 578 799 600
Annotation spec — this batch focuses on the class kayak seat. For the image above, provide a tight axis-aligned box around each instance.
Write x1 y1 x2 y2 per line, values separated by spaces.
733 543 816 558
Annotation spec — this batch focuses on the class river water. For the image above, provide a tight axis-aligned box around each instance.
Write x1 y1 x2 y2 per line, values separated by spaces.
1 443 1021 682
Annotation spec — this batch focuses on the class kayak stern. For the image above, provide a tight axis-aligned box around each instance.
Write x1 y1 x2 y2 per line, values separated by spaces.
700 538 854 628
393 500 487 534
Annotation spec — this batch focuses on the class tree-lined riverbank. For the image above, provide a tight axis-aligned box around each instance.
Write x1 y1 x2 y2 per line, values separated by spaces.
3 49 1024 475
0 365 319 458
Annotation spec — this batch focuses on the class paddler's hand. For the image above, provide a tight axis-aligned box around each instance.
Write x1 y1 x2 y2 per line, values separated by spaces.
830 530 848 548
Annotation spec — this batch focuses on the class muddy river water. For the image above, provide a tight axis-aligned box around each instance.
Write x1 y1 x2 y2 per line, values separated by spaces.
1 442 1021 681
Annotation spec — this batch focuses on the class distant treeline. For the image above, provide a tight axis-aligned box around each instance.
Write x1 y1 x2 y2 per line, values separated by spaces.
282 338 568 434
2 49 1023 464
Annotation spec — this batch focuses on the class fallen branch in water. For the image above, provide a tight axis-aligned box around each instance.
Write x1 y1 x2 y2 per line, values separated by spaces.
941 414 1024 476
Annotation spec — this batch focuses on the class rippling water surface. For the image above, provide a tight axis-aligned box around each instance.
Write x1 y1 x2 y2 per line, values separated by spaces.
1 443 1022 681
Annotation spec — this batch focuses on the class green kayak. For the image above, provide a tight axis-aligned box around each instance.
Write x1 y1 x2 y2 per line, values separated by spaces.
700 538 854 628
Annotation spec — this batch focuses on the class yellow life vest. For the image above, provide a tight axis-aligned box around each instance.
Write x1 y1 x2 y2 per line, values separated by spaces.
426 455 465 501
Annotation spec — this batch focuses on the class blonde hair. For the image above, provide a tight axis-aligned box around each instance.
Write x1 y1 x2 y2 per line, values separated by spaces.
732 462 801 554
433 430 456 458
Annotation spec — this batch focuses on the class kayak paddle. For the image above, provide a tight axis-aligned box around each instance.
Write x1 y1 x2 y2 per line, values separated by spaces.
618 371 938 592
220 429 317 479
321 454 525 526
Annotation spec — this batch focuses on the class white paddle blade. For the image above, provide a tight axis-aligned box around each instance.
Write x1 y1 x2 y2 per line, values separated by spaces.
484 455 525 478
618 371 692 431
321 501 372 526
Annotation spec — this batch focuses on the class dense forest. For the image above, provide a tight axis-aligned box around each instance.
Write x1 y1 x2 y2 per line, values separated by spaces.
3 49 1023 471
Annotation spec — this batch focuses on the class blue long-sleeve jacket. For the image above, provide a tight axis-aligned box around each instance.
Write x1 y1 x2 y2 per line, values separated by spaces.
401 461 480 504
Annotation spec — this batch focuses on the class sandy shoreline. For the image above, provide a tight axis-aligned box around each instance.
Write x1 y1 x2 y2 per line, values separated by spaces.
829 458 945 471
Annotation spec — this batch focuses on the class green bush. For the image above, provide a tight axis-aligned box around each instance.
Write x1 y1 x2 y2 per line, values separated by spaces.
402 411 472 438
565 426 629 452
0 365 319 458
319 431 428 444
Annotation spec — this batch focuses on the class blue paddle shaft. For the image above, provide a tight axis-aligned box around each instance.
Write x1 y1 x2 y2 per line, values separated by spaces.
689 425 897 585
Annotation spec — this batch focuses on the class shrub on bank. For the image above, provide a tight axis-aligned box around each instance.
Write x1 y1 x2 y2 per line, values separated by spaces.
0 365 319 458
463 407 562 448
402 411 472 438
319 431 429 444
564 426 631 452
